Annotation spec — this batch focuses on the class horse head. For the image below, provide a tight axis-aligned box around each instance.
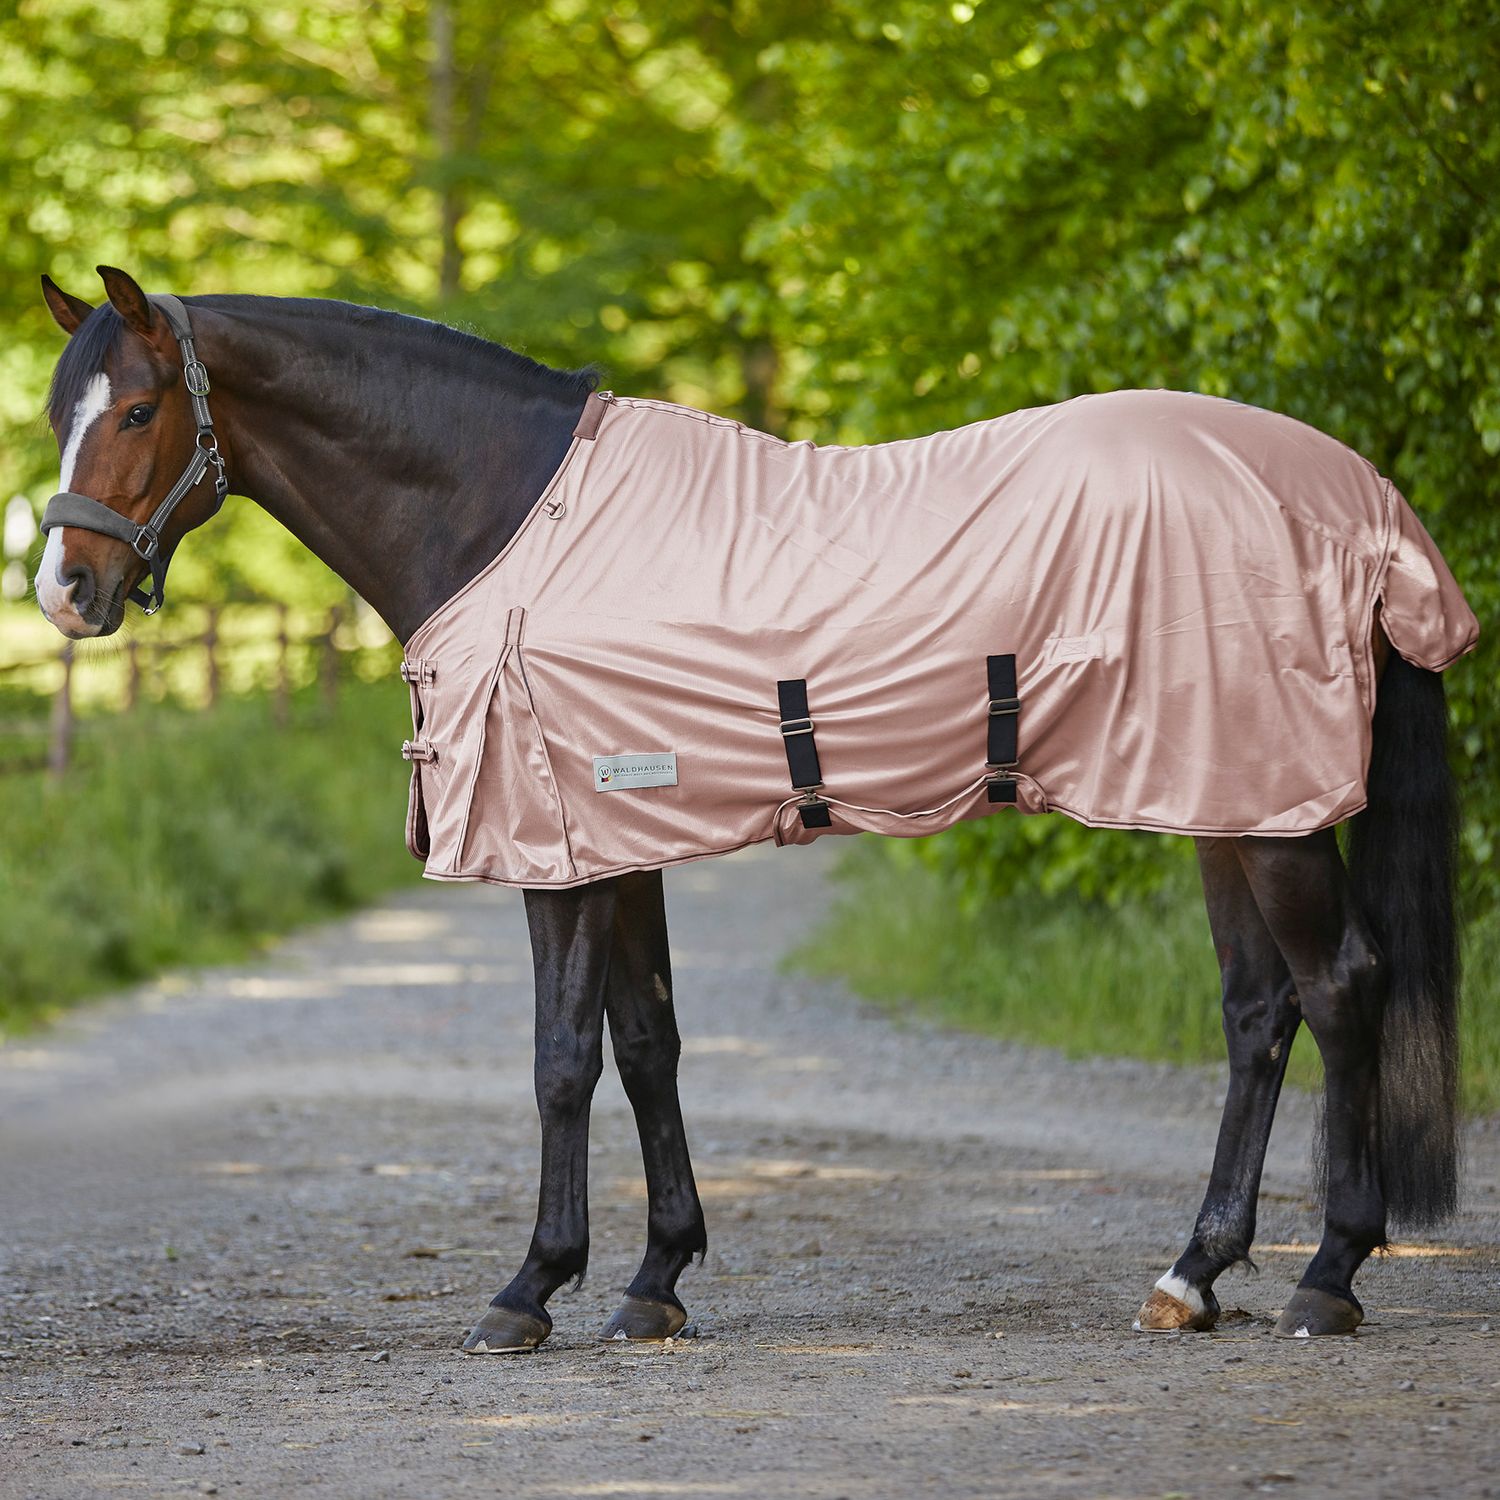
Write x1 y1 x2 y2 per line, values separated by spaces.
36 267 230 637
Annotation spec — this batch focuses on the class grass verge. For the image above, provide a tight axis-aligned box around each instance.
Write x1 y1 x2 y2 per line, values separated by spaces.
791 841 1500 1115
0 680 420 1031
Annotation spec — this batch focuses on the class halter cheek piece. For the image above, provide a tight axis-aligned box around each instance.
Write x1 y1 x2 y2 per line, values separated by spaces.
40 293 228 616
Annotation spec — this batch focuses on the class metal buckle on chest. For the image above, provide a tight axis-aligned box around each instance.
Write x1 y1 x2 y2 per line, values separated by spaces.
401 738 437 764
399 660 436 686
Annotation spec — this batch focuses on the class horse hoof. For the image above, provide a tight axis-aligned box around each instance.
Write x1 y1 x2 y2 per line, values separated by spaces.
462 1304 551 1354
1133 1286 1219 1333
1274 1287 1364 1339
600 1295 687 1342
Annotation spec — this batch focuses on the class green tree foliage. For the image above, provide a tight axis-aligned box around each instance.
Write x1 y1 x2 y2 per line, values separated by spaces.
2 0 1494 902
725 0 1498 906
1 0 813 595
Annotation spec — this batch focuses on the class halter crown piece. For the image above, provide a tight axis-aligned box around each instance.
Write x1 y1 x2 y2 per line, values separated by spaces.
40 293 229 615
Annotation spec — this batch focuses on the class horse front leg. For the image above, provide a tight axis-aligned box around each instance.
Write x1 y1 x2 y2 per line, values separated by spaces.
1136 837 1301 1333
463 881 618 1354
599 870 708 1340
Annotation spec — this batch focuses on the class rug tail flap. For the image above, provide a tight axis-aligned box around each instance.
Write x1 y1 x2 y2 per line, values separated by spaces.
1380 486 1480 672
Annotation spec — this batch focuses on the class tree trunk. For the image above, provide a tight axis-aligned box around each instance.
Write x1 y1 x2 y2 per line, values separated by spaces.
430 0 463 301
48 644 74 778
740 338 780 436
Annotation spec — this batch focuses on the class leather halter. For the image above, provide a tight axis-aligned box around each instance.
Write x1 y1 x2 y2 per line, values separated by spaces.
40 293 229 616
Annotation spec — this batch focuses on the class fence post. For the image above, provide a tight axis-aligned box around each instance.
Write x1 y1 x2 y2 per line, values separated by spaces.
321 604 342 714
48 643 74 778
274 602 291 727
126 637 141 712
204 605 221 708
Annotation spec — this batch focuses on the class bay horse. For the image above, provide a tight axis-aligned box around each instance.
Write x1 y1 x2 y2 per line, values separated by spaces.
33 267 1467 1349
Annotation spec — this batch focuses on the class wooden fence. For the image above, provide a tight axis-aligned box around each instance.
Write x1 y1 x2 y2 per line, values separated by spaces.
0 601 396 778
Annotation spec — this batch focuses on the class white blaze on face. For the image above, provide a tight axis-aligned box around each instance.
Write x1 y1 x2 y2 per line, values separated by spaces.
36 372 112 630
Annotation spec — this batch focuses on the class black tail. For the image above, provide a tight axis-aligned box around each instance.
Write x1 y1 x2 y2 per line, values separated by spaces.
1347 652 1462 1228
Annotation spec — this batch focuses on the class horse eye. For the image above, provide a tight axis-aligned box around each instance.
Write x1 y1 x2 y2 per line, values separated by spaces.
125 404 156 427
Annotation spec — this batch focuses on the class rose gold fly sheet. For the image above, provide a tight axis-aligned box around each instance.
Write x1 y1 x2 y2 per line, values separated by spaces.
400 389 1477 889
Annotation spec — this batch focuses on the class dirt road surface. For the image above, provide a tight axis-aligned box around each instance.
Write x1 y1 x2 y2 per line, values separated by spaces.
3 841 1498 1499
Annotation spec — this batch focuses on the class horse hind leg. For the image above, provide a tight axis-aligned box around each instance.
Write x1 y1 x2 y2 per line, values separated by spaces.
1136 837 1301 1333
1236 829 1385 1337
599 871 708 1341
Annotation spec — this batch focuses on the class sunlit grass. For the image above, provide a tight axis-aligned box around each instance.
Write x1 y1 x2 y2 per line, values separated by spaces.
0 678 419 1031
791 842 1500 1115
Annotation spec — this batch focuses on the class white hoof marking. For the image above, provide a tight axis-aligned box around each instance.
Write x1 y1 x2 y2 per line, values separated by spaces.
1154 1270 1207 1318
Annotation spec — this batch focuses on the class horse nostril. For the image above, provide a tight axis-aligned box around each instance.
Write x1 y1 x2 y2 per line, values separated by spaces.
61 562 96 614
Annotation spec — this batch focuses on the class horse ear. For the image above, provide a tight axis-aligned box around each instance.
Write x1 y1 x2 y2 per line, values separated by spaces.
40 274 95 336
96 265 156 337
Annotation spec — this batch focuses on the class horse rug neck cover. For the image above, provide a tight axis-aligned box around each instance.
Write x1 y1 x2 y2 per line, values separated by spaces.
400 388 1477 889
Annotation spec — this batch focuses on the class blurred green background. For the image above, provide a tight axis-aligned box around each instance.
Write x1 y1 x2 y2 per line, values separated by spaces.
1 1 1495 1099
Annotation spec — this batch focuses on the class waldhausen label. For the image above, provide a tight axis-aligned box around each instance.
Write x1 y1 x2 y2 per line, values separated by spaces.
592 752 679 792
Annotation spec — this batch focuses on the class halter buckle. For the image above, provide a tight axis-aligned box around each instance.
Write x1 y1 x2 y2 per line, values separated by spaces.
132 525 161 563
184 360 211 397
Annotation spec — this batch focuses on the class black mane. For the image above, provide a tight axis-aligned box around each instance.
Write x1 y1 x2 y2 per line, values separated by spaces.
197 295 602 398
47 295 599 427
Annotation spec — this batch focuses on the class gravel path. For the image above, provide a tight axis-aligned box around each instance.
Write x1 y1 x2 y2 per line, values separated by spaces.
3 840 1498 1499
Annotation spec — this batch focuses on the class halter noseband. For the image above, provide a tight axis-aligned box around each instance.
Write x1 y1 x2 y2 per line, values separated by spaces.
40 293 229 616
